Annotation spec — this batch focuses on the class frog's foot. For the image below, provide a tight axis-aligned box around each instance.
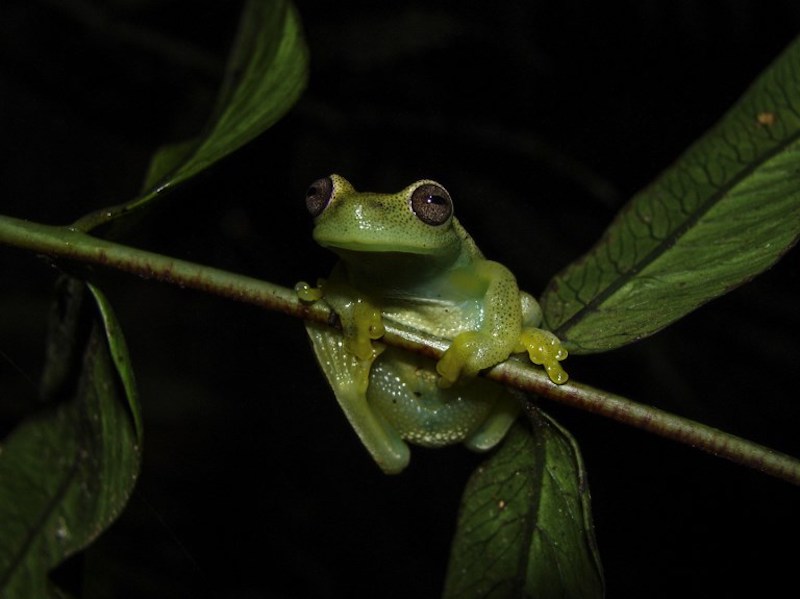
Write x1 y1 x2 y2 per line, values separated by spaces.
436 331 489 387
515 328 569 384
463 392 520 452
295 280 324 302
343 299 386 361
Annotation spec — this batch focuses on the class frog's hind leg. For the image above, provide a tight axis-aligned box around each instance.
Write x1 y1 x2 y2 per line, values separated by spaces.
305 322 410 474
463 390 520 452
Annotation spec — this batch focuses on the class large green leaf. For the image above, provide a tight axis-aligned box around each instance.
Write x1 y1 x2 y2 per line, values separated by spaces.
0 280 142 598
443 409 603 599
541 35 800 353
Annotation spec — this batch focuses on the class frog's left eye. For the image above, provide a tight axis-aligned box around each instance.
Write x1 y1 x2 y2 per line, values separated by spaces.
410 182 452 226
305 176 334 217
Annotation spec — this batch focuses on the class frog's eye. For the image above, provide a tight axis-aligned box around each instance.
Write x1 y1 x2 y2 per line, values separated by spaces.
410 182 452 226
305 176 334 217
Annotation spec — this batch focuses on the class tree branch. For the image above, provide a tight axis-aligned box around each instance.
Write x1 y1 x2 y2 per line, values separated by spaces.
1 213 798 485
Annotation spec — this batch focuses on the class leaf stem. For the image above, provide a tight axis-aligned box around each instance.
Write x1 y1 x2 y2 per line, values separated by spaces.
1 213 798 486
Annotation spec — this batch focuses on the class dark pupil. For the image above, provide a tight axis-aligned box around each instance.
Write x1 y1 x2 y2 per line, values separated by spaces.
426 194 446 205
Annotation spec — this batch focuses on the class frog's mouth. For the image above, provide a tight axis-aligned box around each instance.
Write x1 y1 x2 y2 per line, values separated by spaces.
320 238 441 255
315 225 463 256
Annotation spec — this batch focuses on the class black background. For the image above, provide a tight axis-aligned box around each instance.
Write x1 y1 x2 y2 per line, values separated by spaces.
2 1 799 597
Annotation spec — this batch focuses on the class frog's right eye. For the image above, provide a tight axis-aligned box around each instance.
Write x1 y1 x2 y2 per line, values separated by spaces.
410 182 452 226
306 176 334 217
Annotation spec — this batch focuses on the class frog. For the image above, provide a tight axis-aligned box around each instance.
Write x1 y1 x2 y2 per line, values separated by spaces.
297 175 568 474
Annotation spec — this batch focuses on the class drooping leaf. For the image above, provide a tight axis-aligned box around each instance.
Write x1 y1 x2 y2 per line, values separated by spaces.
143 0 307 194
443 408 603 599
0 280 142 598
99 0 308 223
147 0 307 191
141 138 199 193
541 35 800 353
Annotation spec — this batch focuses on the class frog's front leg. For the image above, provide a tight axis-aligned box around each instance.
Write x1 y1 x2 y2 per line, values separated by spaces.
435 263 570 386
342 299 385 361
516 290 569 384
298 276 384 360
436 260 522 384
515 328 569 384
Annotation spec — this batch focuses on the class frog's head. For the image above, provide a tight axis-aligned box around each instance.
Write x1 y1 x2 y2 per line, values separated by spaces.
305 175 462 262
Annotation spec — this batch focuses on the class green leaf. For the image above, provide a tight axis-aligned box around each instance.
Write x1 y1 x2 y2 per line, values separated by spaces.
541 36 800 353
141 0 308 198
0 279 142 598
81 0 308 229
141 137 199 193
443 409 603 599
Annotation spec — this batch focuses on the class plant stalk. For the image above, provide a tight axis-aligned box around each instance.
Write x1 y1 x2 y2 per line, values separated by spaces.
1 213 798 485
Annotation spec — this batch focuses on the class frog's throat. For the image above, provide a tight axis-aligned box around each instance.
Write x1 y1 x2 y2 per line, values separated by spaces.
331 247 469 291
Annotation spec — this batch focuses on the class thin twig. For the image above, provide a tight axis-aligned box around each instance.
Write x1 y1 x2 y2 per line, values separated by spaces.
1 213 798 485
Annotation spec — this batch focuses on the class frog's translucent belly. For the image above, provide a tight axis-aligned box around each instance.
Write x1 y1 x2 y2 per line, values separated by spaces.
367 347 505 447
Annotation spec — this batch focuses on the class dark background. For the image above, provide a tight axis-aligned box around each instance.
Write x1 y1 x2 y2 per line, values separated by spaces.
2 1 799 597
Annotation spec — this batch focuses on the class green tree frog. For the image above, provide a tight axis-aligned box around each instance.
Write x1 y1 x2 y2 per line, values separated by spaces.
298 175 568 474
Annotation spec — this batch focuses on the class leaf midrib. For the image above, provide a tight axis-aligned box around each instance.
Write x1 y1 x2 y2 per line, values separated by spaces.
516 419 546 597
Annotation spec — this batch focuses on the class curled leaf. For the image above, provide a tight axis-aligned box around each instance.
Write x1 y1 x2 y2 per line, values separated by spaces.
77 0 309 231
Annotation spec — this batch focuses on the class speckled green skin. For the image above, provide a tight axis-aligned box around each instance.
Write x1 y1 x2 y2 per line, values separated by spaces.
304 175 548 474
